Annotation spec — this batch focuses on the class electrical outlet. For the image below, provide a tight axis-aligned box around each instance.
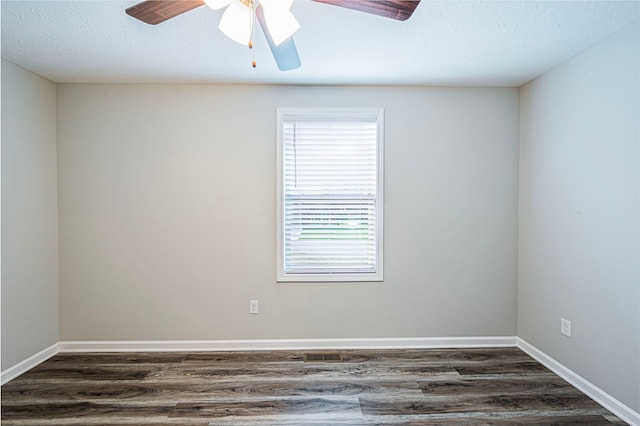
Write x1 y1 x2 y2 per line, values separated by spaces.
249 300 259 314
560 318 571 337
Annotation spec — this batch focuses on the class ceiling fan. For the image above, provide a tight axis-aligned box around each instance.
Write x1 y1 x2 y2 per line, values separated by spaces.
126 0 421 71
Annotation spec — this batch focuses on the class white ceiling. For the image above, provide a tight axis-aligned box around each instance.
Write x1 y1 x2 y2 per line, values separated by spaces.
2 0 638 86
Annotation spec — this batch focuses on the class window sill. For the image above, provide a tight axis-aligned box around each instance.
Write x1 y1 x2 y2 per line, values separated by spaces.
277 272 384 283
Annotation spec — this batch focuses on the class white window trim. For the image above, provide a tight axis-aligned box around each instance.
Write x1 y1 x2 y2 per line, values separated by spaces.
276 108 384 283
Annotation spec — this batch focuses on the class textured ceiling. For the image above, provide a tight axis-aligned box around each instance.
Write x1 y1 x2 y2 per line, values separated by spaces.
1 0 639 86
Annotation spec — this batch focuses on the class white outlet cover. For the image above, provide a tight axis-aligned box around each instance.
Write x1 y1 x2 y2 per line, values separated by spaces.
560 318 571 337
249 300 259 314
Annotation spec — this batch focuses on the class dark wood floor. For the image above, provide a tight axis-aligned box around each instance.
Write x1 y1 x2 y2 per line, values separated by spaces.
1 347 626 425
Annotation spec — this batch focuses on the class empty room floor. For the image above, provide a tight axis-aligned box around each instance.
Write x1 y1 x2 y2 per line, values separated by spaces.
1 347 626 425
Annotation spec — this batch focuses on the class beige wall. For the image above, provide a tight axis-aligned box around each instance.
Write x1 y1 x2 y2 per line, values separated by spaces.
56 84 519 341
1 60 59 369
518 21 640 411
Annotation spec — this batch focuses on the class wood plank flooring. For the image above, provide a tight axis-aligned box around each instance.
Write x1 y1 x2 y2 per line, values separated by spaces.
1 348 627 425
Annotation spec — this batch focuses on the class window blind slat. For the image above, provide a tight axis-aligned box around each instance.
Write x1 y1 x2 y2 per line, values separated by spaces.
282 117 380 275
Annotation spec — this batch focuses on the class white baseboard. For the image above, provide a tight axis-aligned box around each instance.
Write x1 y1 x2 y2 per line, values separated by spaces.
1 342 59 385
517 337 639 426
59 336 517 353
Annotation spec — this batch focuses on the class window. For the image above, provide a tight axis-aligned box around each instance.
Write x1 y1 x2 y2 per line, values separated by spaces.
277 108 384 282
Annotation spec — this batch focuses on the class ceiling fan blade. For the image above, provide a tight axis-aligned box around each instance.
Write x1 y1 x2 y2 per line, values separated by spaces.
311 0 420 21
126 0 205 25
255 5 301 71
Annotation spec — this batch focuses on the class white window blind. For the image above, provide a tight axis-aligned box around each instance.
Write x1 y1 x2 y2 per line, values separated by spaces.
277 108 384 282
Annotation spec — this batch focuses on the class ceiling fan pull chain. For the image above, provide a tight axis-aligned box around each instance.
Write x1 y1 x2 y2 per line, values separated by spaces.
250 0 257 68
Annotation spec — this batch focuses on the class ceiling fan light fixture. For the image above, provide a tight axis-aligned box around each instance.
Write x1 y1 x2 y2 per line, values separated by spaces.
204 0 232 10
259 0 294 10
263 8 300 46
218 0 252 45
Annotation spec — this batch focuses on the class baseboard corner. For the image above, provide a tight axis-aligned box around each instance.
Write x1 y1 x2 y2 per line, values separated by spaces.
1 342 60 385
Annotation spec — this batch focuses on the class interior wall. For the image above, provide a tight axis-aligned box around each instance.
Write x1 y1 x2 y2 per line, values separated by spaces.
1 59 59 370
518 21 640 411
56 84 519 341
